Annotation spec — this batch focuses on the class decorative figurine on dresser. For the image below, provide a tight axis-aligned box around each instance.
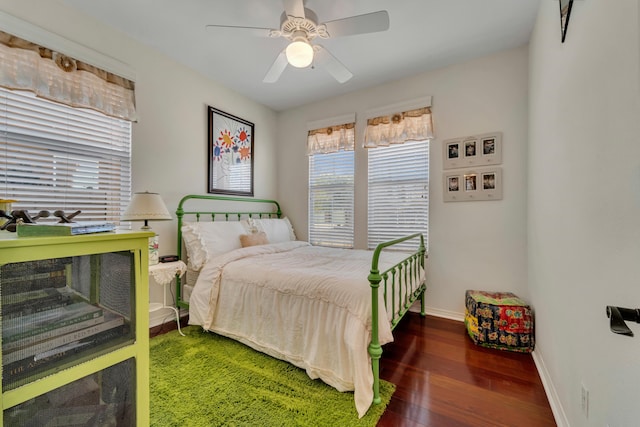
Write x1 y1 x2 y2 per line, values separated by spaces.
0 209 87 233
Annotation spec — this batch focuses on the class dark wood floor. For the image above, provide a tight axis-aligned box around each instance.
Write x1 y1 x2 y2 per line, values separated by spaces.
151 313 556 427
377 313 556 427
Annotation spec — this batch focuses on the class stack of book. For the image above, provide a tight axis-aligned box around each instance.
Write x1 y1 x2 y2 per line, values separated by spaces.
1 257 71 294
2 287 75 321
1 259 128 389
16 221 116 237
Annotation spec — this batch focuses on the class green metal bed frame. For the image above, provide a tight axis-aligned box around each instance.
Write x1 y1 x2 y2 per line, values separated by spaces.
174 194 427 407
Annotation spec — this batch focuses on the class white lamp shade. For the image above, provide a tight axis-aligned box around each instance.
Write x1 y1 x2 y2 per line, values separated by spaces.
121 192 171 228
286 40 313 68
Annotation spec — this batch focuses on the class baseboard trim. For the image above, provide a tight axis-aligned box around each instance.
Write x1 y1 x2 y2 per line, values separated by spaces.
149 314 189 337
531 350 569 427
423 306 465 322
150 308 188 329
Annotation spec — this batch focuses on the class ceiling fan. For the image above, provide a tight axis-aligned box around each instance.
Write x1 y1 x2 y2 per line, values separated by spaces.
205 0 390 83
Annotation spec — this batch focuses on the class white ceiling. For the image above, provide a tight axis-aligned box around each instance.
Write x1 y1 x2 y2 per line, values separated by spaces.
61 0 541 112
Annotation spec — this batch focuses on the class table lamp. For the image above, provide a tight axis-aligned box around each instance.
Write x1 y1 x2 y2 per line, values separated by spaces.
121 191 172 265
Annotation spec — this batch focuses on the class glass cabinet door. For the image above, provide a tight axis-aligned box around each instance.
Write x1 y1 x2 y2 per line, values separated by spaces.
1 252 136 391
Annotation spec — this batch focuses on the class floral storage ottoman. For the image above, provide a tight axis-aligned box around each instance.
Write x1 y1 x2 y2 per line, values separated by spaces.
464 290 534 353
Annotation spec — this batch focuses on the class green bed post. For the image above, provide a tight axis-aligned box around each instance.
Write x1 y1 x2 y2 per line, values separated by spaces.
368 265 383 405
368 231 424 405
420 235 427 316
175 199 185 308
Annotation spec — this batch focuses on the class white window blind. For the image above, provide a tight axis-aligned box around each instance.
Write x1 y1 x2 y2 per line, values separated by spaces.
0 87 131 223
368 139 429 251
308 150 354 248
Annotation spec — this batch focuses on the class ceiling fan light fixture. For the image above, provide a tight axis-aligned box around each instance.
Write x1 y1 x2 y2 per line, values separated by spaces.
286 39 313 68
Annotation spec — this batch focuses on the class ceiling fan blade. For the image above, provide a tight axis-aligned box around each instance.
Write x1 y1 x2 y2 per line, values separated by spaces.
323 10 389 38
263 50 289 83
314 45 353 84
283 0 305 18
205 24 274 37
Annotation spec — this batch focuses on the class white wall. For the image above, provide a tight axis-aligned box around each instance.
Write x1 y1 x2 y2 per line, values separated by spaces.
528 1 640 426
277 46 530 319
0 0 279 326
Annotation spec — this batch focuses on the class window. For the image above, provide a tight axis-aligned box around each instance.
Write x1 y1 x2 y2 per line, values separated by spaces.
368 140 429 251
0 87 132 223
308 150 354 247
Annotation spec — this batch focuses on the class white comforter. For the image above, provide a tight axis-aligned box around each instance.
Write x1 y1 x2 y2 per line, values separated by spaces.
188 241 409 418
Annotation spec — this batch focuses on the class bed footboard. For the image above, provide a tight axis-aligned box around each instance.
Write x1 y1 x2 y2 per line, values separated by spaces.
368 233 427 405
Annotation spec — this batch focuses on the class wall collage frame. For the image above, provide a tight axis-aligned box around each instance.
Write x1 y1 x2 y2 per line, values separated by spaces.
442 132 503 202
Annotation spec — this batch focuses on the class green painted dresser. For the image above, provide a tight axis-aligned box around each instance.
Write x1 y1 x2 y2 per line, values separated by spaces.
0 230 153 426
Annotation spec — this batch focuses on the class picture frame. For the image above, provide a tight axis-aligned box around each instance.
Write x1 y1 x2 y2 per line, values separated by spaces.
446 141 460 162
443 132 502 169
443 167 503 202
560 0 574 43
464 139 478 158
208 106 254 196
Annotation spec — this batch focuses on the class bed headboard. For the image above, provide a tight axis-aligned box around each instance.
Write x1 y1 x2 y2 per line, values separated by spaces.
174 194 282 308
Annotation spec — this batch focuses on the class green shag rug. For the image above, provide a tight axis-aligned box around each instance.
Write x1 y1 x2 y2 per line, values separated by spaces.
149 326 395 427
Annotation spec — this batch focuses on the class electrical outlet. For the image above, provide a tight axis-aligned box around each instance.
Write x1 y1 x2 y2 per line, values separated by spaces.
581 382 589 418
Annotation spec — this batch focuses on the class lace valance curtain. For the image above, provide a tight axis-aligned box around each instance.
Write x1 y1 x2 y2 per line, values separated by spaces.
364 106 433 148
0 31 137 121
307 122 355 155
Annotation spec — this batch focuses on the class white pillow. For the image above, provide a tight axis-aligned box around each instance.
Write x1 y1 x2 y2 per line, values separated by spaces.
249 217 296 243
181 221 249 270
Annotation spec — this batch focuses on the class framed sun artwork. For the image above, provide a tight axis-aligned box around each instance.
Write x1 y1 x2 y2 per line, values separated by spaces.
208 106 254 196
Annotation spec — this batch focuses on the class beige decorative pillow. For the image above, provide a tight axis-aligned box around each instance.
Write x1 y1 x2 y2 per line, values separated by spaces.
239 231 269 248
